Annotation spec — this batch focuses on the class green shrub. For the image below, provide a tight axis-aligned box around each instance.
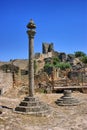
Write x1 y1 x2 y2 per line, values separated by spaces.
55 62 71 70
44 63 53 70
74 51 86 57
81 56 87 64
53 57 60 66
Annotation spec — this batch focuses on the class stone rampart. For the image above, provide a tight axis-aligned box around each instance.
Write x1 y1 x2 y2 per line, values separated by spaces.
0 70 13 95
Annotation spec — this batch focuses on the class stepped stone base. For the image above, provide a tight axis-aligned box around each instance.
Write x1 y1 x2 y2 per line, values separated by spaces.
14 96 51 116
56 90 80 106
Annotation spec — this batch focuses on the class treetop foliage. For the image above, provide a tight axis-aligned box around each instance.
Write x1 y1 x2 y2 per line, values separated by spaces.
74 51 86 57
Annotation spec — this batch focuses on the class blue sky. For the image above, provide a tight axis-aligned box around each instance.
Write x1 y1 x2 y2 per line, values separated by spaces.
0 0 87 61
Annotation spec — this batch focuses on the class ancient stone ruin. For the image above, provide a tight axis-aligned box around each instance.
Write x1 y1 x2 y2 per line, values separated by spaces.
42 43 54 54
56 90 80 106
14 19 50 116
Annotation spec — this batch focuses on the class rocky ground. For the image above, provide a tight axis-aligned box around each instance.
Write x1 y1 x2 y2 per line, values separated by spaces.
0 88 87 130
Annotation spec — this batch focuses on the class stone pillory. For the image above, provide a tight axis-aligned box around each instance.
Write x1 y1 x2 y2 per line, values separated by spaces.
27 19 36 97
14 19 50 116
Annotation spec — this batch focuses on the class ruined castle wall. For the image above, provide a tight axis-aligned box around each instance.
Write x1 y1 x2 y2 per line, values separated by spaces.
42 43 54 54
43 52 53 59
0 70 13 95
35 52 53 61
35 52 53 73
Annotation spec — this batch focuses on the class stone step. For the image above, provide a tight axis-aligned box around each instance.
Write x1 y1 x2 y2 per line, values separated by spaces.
14 107 50 116
56 90 80 106
19 101 42 106
14 96 51 116
15 104 49 113
15 106 41 112
24 97 38 102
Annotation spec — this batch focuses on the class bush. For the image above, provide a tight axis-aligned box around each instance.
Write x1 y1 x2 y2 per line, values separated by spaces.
55 62 71 70
44 63 54 75
74 51 86 57
53 57 60 66
81 56 87 64
44 63 53 70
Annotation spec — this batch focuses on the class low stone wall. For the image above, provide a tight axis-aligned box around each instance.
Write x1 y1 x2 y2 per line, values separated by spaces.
0 71 13 95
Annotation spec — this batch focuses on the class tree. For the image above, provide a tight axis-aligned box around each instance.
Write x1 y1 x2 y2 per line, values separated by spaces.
74 51 86 57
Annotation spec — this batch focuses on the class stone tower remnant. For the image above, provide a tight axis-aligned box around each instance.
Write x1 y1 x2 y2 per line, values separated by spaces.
42 43 54 54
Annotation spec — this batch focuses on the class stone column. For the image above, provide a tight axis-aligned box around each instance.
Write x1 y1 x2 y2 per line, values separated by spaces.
14 19 50 116
27 19 36 97
55 90 80 106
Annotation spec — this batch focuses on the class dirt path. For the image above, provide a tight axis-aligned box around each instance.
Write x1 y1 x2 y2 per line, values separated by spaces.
0 92 87 130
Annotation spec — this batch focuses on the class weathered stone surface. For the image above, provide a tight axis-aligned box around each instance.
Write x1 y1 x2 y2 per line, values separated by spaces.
81 88 87 93
14 20 51 116
0 106 2 114
42 43 54 54
56 90 80 106
67 54 75 63
59 53 67 62
14 96 50 116
35 72 50 88
0 70 13 95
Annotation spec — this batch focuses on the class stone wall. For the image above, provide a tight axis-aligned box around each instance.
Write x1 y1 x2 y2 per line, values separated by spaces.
0 70 13 95
42 43 54 54
35 52 53 60
35 52 53 73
